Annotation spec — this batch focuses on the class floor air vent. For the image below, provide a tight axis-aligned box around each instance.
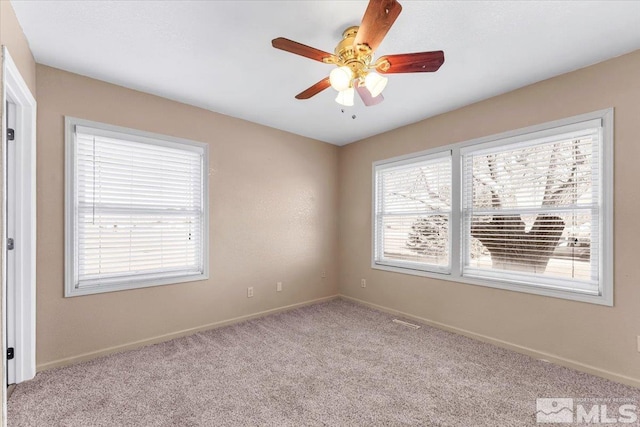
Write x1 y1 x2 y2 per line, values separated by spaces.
392 319 421 329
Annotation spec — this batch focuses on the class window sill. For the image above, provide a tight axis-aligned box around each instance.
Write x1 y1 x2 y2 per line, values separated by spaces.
65 272 208 297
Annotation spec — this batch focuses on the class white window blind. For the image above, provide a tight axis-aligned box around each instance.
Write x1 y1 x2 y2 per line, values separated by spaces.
66 119 208 296
372 111 612 305
374 152 451 273
461 123 602 294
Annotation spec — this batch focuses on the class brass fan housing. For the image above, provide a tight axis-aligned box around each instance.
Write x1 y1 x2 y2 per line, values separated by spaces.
271 0 445 103
333 26 372 80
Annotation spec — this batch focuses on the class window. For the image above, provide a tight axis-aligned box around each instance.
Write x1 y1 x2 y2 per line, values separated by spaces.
462 124 601 294
374 152 451 273
372 109 613 305
65 117 209 297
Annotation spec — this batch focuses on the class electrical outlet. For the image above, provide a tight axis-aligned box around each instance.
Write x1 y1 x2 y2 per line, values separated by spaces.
277 282 282 292
321 270 326 278
247 287 254 298
361 278 366 288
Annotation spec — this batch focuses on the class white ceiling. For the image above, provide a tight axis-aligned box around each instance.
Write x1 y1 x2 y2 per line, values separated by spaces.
10 1 640 145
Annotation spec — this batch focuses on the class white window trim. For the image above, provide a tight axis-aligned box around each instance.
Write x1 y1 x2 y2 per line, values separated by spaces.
373 150 452 275
371 108 614 306
64 117 210 297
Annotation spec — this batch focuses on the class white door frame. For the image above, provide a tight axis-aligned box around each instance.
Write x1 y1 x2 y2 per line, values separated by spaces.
1 46 37 386
6 97 17 386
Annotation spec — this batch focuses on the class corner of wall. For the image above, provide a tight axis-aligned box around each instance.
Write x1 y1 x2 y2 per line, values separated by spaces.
0 0 37 97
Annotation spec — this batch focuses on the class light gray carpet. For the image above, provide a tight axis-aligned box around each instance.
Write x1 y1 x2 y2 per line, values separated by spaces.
8 299 640 426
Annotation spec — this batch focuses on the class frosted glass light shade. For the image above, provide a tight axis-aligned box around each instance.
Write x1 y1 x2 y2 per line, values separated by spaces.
365 72 388 97
335 87 355 106
329 66 354 91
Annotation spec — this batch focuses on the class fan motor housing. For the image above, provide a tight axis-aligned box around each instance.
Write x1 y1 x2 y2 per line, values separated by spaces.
335 26 371 78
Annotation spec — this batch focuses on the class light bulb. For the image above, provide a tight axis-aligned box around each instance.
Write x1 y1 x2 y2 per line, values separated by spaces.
329 66 354 91
335 87 355 106
364 72 388 98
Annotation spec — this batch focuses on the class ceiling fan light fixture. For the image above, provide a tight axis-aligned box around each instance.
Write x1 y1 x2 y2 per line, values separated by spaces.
335 87 355 106
272 0 445 106
364 72 388 98
329 66 354 91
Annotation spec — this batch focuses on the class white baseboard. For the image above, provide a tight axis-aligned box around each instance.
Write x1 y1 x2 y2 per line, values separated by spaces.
340 294 640 389
38 295 339 372
38 293 640 389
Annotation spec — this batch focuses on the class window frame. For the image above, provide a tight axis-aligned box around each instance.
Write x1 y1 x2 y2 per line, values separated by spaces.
371 108 613 306
64 117 210 297
373 150 453 275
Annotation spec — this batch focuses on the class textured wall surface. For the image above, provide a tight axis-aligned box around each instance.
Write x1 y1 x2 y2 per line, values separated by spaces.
338 49 640 384
0 0 35 96
36 65 339 368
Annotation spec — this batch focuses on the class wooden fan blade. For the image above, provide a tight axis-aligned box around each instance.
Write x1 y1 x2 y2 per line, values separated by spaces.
272 37 334 63
354 0 402 53
375 51 445 74
355 81 384 106
295 77 331 100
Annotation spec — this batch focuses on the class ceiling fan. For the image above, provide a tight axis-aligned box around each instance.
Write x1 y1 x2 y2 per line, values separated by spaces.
271 0 444 107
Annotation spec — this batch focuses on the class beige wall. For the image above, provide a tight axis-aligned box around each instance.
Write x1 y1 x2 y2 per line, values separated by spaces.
0 0 36 96
36 65 339 369
338 49 640 385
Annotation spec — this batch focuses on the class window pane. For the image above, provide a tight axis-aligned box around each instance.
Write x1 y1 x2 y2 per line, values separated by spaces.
462 129 600 292
467 212 594 281
73 127 205 289
375 154 451 272
78 212 202 279
469 137 596 210
380 214 449 266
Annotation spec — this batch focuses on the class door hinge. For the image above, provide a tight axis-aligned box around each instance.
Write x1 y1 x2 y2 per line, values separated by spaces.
7 348 14 360
7 128 14 141
7 238 14 251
